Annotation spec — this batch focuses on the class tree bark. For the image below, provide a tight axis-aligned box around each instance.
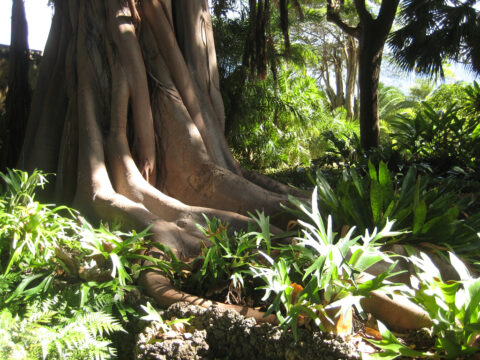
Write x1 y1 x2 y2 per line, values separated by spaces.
345 36 358 120
356 0 399 149
333 49 344 108
18 0 297 314
1 0 30 171
357 23 383 149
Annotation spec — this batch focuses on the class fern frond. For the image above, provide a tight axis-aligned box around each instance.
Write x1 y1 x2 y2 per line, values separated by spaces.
75 311 124 337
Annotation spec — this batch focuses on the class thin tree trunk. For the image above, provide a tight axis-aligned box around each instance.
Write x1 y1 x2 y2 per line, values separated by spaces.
2 0 30 171
327 0 399 149
345 36 358 120
321 56 336 109
334 50 344 108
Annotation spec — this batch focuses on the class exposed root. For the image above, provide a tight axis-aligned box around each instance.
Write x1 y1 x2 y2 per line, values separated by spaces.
140 271 278 324
240 166 307 198
140 270 433 332
360 291 432 331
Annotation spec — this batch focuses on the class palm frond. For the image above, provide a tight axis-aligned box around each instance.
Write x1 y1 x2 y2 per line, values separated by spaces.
389 0 480 77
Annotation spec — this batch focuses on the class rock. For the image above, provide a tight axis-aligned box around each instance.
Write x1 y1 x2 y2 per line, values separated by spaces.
136 302 359 360
136 322 209 360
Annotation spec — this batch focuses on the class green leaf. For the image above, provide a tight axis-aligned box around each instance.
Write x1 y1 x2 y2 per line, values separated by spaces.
140 302 163 322
437 280 459 310
397 167 416 208
378 162 393 206
421 206 459 235
413 200 427 234
303 254 327 281
366 321 431 358
370 180 383 224
448 252 471 281
350 250 386 274
110 253 131 286
464 279 480 325
437 331 462 359
7 272 50 302
355 262 404 296
350 169 365 199
368 162 378 181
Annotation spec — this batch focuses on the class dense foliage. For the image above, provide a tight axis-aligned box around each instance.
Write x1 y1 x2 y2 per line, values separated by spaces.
0 169 174 359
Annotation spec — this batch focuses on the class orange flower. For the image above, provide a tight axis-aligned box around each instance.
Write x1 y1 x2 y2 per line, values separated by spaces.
290 282 304 304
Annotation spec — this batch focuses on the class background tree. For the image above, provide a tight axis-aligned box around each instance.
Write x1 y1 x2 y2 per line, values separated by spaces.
295 10 359 119
327 0 400 149
18 0 303 310
1 0 31 171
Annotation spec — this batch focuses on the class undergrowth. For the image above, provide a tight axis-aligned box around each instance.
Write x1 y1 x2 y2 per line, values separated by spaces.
2 168 480 359
0 169 173 359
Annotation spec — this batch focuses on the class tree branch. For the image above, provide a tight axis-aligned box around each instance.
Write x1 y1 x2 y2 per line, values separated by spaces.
354 0 372 22
326 1 360 38
377 0 400 32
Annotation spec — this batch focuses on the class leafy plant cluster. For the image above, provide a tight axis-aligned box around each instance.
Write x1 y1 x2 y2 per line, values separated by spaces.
0 299 123 360
226 67 358 170
304 162 480 257
368 250 480 360
178 211 278 306
390 101 480 172
188 165 480 359
188 188 404 338
3 168 480 359
0 169 173 359
251 191 403 340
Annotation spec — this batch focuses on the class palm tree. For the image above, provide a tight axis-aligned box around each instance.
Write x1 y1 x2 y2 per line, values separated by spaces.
389 0 480 78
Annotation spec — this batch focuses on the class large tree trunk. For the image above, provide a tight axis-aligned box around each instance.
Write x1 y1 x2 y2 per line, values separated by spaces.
18 0 298 315
1 0 30 171
355 0 399 150
357 25 383 149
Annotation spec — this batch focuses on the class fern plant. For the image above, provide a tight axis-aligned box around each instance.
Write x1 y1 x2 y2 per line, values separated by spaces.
0 298 123 360
0 169 177 357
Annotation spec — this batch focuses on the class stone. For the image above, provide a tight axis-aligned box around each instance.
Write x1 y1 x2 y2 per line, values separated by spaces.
136 302 359 359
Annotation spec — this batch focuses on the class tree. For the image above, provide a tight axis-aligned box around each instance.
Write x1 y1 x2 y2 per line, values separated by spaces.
297 15 359 118
18 0 301 314
327 0 400 149
1 0 30 171
389 0 480 78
